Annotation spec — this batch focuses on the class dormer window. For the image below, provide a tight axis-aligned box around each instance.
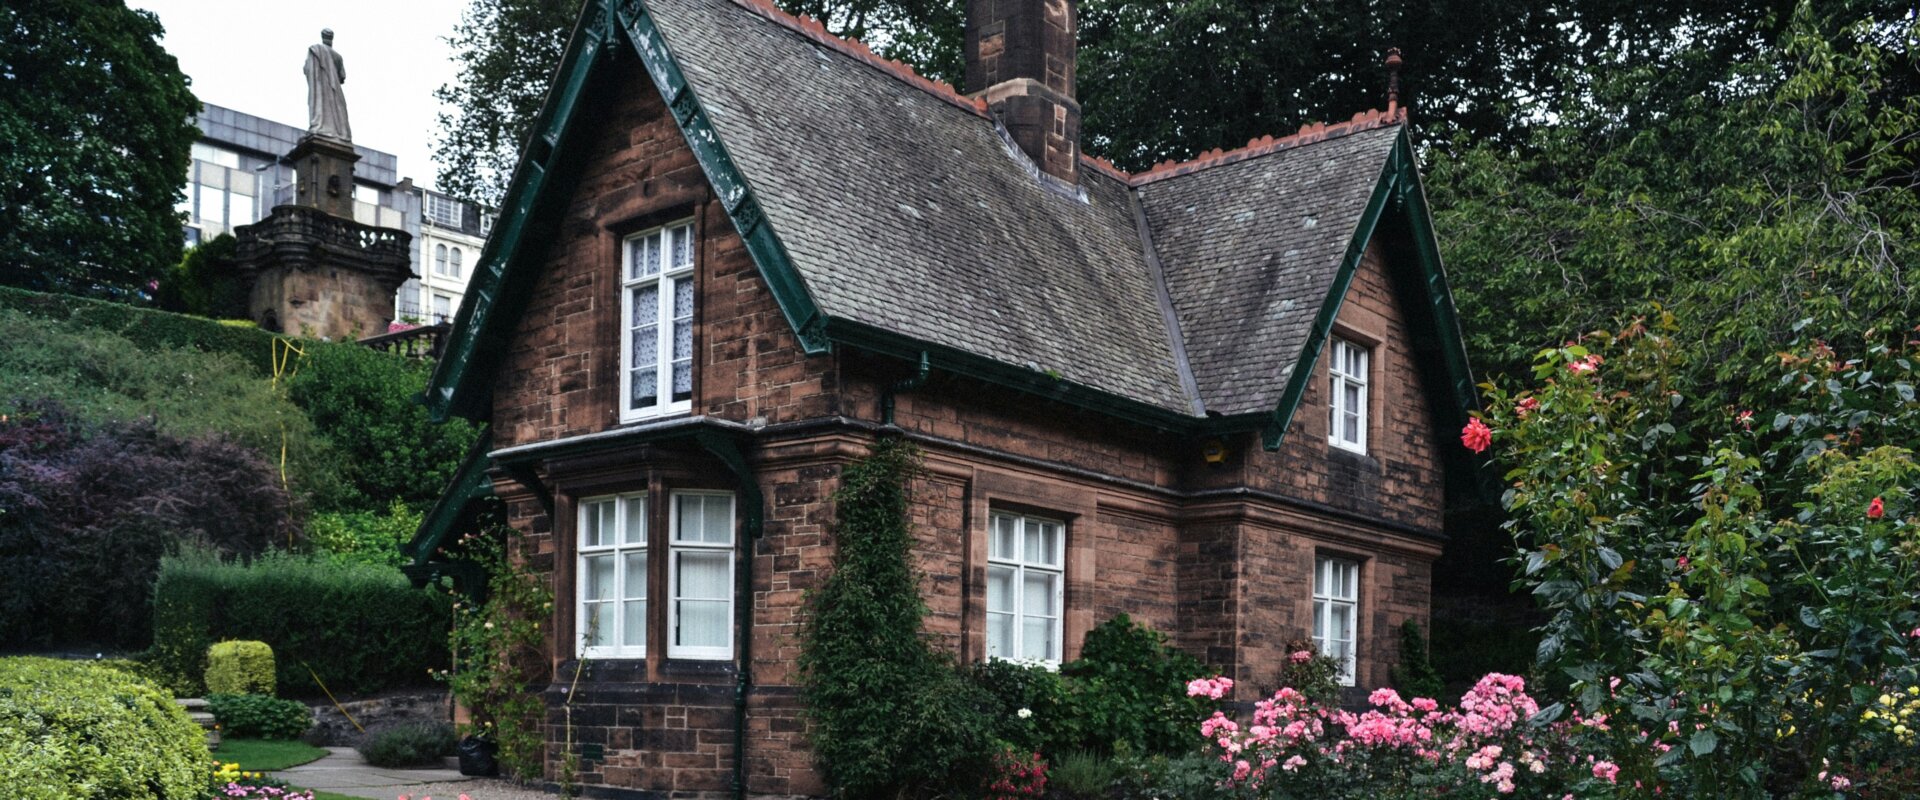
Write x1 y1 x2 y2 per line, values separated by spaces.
1328 337 1369 453
621 220 696 421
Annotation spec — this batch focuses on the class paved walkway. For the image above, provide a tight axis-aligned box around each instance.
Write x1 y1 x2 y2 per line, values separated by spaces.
274 747 554 800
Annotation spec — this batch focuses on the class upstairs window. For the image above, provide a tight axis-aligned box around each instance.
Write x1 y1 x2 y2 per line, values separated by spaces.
620 221 696 421
986 512 1065 665
425 192 462 227
434 244 449 276
578 493 649 659
449 247 463 279
1313 556 1359 686
1328 337 1369 453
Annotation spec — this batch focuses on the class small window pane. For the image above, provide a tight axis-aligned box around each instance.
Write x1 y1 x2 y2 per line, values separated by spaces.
987 612 1013 658
623 552 648 601
623 497 646 544
631 369 658 409
677 551 729 599
585 602 612 647
1021 618 1055 661
991 516 1015 559
677 600 728 647
585 555 614 601
1024 526 1043 563
645 235 661 277
673 225 693 269
986 566 1014 614
623 599 645 646
701 496 732 544
1022 572 1055 617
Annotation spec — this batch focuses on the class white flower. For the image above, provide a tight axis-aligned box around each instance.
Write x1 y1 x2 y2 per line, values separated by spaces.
1016 708 1033 719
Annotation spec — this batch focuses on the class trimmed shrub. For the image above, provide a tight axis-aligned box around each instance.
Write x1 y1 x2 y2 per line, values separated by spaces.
799 440 997 798
282 344 482 513
356 722 457 768
207 693 311 740
0 656 207 800
0 284 279 374
0 403 291 650
206 640 276 695
151 550 452 697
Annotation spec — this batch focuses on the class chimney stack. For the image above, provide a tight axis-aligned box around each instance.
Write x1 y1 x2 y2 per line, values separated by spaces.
966 0 1080 183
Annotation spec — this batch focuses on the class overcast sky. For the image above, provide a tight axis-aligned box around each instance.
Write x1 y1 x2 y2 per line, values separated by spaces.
131 0 470 191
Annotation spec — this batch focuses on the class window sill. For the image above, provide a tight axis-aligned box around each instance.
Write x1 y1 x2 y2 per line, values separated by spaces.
660 657 736 678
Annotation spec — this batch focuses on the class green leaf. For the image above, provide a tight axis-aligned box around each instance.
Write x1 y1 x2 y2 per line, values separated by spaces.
1690 728 1717 755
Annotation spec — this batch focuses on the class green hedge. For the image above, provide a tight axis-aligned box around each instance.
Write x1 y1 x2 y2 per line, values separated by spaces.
151 550 452 697
0 284 280 375
0 657 208 800
206 641 276 695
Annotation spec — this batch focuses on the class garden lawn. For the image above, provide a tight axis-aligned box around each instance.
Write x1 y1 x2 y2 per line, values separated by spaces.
213 737 329 771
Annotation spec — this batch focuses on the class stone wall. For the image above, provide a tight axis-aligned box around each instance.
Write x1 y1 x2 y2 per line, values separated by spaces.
305 691 451 747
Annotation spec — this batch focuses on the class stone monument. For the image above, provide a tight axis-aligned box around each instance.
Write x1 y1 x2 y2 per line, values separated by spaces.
229 29 411 340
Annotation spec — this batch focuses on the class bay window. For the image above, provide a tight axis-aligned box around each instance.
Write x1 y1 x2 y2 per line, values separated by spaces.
668 491 735 660
577 493 648 659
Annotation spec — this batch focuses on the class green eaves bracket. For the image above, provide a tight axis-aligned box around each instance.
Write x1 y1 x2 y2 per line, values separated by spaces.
616 0 831 355
1260 130 1475 450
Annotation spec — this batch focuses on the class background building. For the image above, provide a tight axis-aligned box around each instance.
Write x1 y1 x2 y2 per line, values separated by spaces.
182 103 492 327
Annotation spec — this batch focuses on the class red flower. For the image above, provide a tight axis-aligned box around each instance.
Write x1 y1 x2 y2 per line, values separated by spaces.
1868 497 1885 520
1460 417 1492 454
1515 397 1539 418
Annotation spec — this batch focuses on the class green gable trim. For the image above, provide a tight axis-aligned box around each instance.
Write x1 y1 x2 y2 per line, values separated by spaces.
616 0 830 354
1260 130 1477 450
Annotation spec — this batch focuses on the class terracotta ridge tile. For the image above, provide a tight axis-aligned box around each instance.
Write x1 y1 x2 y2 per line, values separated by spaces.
1127 107 1406 186
1078 153 1131 181
722 0 989 117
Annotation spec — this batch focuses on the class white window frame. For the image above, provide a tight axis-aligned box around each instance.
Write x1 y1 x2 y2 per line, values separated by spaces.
425 192 462 228
576 492 649 659
448 246 463 278
434 244 449 276
1313 556 1360 686
667 491 735 660
619 220 697 422
985 511 1066 666
1328 337 1370 454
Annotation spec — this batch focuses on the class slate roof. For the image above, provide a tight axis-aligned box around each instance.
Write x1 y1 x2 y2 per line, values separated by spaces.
1139 125 1401 415
426 0 1467 433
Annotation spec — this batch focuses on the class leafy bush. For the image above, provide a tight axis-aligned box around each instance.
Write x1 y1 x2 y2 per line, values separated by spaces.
966 658 1072 756
151 550 452 697
0 657 207 800
799 439 997 798
0 403 291 649
1057 614 1210 756
307 501 421 567
206 640 276 695
154 234 248 319
282 344 482 513
0 284 279 374
207 693 312 740
355 722 457 768
1387 620 1444 700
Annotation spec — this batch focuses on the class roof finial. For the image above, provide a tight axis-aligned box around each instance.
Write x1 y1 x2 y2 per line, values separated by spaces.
1385 48 1403 118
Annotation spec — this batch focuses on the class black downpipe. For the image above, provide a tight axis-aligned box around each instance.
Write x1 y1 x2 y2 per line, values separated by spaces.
881 351 931 426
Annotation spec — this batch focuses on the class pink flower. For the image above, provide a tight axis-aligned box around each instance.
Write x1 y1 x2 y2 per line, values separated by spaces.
1566 354 1603 374
1460 417 1492 454
1868 497 1885 519
1290 650 1313 664
1736 409 1753 429
1676 556 1690 572
1592 761 1620 783
1187 676 1234 700
1515 397 1539 418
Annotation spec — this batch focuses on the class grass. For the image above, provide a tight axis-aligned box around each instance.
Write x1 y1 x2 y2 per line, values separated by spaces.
212 737 329 771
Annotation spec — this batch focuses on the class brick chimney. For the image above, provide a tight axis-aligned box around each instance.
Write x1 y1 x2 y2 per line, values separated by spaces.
966 0 1080 183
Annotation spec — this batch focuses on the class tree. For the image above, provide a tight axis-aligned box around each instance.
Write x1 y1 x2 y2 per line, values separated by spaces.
0 0 199 297
433 0 961 205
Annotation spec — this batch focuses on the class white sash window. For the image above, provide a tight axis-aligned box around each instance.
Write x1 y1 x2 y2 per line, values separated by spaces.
577 493 648 659
669 491 735 660
986 512 1065 665
621 221 696 421
1313 556 1360 686
1329 337 1369 453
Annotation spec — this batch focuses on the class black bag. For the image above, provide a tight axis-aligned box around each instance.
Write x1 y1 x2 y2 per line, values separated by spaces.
457 735 499 777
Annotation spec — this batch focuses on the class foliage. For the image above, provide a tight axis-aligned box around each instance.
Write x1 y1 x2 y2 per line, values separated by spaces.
283 342 483 513
438 522 552 780
434 0 961 205
799 438 997 798
206 640 278 696
1387 620 1444 700
154 234 248 319
0 403 291 650
0 307 346 509
212 738 330 771
0 0 199 297
0 285 279 375
1051 750 1121 800
1431 3 1920 395
966 658 1073 755
0 657 207 800
356 722 458 768
1268 641 1343 707
1056 614 1211 756
207 694 312 740
1477 324 1920 795
150 549 452 698
1112 750 1234 800
307 500 421 567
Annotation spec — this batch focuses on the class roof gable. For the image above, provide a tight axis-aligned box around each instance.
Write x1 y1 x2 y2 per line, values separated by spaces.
425 0 1474 448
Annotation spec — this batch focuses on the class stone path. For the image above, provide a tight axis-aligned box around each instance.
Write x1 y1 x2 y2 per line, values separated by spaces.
274 747 555 800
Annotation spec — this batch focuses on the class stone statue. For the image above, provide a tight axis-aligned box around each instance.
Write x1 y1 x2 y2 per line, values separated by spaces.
304 28 351 141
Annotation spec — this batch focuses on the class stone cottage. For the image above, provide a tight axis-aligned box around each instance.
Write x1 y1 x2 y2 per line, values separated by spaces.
407 0 1479 795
